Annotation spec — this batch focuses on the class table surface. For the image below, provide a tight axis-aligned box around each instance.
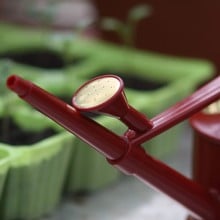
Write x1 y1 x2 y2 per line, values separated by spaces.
43 124 192 220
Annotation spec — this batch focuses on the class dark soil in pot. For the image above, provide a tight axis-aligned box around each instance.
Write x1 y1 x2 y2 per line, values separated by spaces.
117 74 166 91
93 72 166 91
0 117 56 146
0 50 84 69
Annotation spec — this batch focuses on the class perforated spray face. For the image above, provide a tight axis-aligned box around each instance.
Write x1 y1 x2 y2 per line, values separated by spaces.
203 100 220 114
73 76 121 110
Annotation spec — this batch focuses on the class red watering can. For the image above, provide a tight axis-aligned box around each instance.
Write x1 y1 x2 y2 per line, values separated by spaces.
6 74 220 220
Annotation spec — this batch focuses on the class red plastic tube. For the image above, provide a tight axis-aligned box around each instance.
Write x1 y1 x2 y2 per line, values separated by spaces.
109 143 220 220
7 75 220 220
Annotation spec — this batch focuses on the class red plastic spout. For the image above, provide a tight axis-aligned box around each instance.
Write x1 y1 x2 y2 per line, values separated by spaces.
6 75 220 220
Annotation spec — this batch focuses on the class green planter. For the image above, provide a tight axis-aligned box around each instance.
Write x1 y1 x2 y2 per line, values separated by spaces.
66 117 125 192
0 146 11 199
0 132 73 220
0 22 216 219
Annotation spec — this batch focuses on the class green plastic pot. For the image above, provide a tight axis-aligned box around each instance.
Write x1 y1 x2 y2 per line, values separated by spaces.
0 132 73 220
66 117 125 192
0 145 11 199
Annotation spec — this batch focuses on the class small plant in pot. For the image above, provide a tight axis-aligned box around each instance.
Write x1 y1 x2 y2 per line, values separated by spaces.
100 4 153 47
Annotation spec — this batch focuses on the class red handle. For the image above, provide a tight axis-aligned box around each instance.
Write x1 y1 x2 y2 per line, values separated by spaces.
132 77 220 145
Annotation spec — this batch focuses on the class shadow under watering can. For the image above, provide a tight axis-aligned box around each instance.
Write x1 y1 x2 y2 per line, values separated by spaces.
6 74 220 220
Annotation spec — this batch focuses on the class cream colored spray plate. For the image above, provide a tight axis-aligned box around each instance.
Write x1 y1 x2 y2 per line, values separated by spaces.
74 76 121 109
203 100 220 114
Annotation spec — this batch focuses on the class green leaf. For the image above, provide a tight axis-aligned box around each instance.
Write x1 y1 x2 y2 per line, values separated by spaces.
0 60 12 94
100 18 123 31
128 4 153 22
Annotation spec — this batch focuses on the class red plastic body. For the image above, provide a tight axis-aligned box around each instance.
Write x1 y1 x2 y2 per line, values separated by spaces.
188 112 220 220
6 75 220 220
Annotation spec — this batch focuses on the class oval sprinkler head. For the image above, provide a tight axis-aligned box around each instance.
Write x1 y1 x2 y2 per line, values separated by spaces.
73 75 123 111
72 75 153 133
